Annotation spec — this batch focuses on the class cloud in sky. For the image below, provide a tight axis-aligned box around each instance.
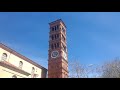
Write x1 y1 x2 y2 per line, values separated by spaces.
88 64 94 67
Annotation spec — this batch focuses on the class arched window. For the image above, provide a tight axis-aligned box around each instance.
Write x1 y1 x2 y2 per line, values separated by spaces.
54 44 57 49
51 44 54 50
57 34 59 39
51 35 54 40
52 27 54 31
62 27 65 32
55 26 56 31
57 43 59 48
19 61 23 69
12 75 17 78
56 25 59 30
55 35 57 39
1 53 7 61
62 34 65 41
31 67 35 77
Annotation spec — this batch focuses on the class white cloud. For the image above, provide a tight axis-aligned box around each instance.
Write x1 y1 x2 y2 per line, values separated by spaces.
88 64 94 67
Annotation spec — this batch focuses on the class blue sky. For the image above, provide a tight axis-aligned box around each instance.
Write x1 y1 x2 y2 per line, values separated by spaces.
0 12 120 69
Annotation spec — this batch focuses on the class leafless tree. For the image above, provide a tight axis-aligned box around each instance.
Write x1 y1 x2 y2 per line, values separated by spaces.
68 60 95 78
68 58 120 78
98 58 120 78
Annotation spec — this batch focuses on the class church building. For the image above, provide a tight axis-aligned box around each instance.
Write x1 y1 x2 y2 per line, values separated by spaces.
0 43 47 78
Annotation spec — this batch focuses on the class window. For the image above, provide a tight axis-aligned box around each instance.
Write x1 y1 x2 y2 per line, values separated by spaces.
62 35 65 41
64 46 67 52
1 53 7 61
57 34 59 39
19 61 23 69
31 67 35 78
62 44 66 52
54 44 56 49
62 43 64 49
51 35 54 40
54 35 56 39
52 27 54 31
12 75 17 78
51 44 54 49
62 35 64 40
55 26 56 31
62 27 65 32
57 25 59 30
51 34 59 40
57 43 59 48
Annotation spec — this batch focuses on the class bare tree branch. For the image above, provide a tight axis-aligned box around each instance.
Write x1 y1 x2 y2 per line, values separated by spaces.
100 58 120 78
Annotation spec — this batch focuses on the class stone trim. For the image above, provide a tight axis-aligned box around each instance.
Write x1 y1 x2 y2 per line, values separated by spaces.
0 61 30 76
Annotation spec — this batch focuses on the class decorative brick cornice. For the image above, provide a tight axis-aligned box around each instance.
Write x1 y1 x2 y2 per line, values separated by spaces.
49 19 66 28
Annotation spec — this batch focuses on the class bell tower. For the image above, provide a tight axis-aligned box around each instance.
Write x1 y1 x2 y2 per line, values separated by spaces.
48 19 68 78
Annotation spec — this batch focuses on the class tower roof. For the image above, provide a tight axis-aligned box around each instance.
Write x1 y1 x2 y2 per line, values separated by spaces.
49 19 66 28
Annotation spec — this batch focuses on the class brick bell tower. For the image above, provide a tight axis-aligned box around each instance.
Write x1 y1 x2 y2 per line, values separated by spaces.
48 19 68 78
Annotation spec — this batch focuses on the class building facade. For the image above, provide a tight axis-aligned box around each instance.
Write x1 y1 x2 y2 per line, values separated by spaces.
0 43 47 78
48 19 68 78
